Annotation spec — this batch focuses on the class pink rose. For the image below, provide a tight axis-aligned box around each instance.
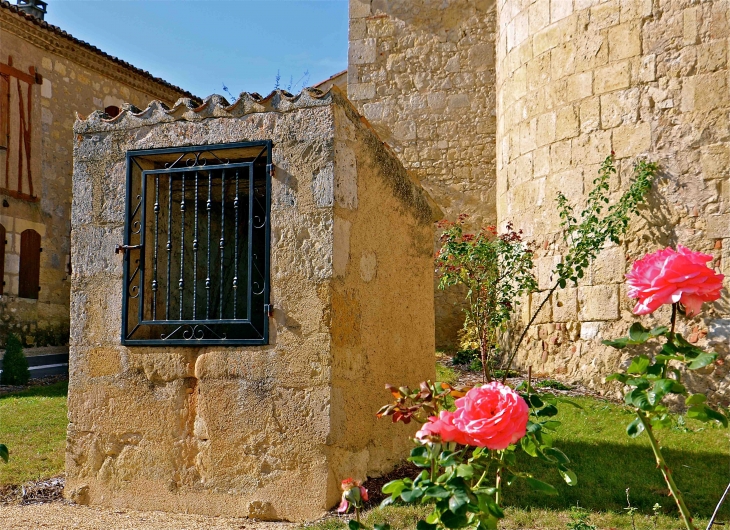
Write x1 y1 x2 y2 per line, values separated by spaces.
415 410 470 445
452 382 529 450
626 245 724 316
337 479 368 513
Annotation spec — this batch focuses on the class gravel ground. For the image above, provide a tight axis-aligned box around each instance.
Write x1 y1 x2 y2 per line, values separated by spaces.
0 504 296 530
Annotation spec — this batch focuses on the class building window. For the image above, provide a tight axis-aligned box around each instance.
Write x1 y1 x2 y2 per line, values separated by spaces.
19 229 40 299
0 224 6 296
0 57 40 202
121 141 272 346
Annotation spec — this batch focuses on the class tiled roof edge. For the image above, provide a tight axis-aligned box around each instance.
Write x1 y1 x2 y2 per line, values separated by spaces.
74 87 343 132
0 0 198 101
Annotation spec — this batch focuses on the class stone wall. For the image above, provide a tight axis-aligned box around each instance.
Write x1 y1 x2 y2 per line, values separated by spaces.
0 7 191 345
496 0 730 399
67 89 437 521
348 0 498 347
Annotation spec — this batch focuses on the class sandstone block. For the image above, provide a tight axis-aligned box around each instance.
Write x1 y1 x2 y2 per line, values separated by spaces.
694 72 729 112
533 23 562 56
348 82 376 101
600 89 639 129
707 214 730 238
683 6 699 46
608 23 641 61
536 112 557 146
594 61 631 94
612 122 651 158
572 130 612 166
591 246 626 284
555 105 580 140
565 71 593 101
579 285 620 321
580 96 600 133
349 38 377 65
553 287 578 322
529 0 550 34
701 143 730 181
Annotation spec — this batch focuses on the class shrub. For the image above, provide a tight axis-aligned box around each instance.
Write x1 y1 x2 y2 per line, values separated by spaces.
1 333 30 386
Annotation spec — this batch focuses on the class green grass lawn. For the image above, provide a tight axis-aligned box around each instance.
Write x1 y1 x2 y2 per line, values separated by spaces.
307 394 730 530
0 381 68 485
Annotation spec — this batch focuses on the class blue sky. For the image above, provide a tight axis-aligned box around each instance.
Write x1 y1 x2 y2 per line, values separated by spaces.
44 0 349 99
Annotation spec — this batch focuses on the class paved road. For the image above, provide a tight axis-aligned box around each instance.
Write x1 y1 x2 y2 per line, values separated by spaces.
0 352 68 378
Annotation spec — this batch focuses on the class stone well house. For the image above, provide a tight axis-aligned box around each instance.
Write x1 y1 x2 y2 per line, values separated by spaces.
68 89 437 521
0 0 195 346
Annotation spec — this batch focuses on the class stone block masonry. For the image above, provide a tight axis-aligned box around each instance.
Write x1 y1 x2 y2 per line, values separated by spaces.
496 0 730 400
67 88 438 521
348 0 498 347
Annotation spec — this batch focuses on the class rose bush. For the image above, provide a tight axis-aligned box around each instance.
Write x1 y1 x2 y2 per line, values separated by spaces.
604 245 728 530
626 245 724 316
381 381 576 529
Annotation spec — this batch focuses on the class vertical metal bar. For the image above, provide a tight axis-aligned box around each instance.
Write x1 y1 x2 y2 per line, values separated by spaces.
152 174 159 320
166 172 172 320
264 142 272 341
193 171 199 319
219 169 226 319
233 169 239 319
179 173 186 320
247 164 253 321
137 174 147 328
121 154 134 340
206 170 212 319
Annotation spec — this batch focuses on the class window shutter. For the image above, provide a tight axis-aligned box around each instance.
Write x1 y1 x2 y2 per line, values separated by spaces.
0 75 8 150
19 229 40 299
0 224 6 296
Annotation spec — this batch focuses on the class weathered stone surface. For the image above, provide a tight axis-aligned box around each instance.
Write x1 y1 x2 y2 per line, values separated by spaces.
347 0 497 347
68 90 437 521
497 0 730 399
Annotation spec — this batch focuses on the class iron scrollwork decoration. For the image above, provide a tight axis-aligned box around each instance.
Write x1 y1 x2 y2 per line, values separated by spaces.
121 141 272 345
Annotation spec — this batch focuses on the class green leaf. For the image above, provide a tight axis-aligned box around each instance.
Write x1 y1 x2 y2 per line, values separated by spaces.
423 486 451 499
401 488 424 503
521 435 539 457
524 477 559 496
456 464 474 479
542 420 562 431
440 509 470 529
688 405 729 428
558 465 578 486
685 394 707 405
543 447 571 465
0 444 7 463
374 525 391 530
416 521 437 530
650 326 669 337
349 521 365 530
626 417 645 438
627 355 651 374
602 337 629 349
477 494 505 519
606 373 628 383
628 323 650 343
448 489 471 512
535 404 558 417
382 479 408 496
529 394 544 408
688 352 716 370
628 388 653 411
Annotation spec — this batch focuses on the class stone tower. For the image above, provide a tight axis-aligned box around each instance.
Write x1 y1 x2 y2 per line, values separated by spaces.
496 0 730 398
350 0 730 398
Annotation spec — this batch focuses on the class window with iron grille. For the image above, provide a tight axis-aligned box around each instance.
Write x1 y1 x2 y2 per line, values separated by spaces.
121 141 271 345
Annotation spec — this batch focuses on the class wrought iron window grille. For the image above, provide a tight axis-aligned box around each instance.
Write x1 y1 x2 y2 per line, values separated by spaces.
121 141 272 346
